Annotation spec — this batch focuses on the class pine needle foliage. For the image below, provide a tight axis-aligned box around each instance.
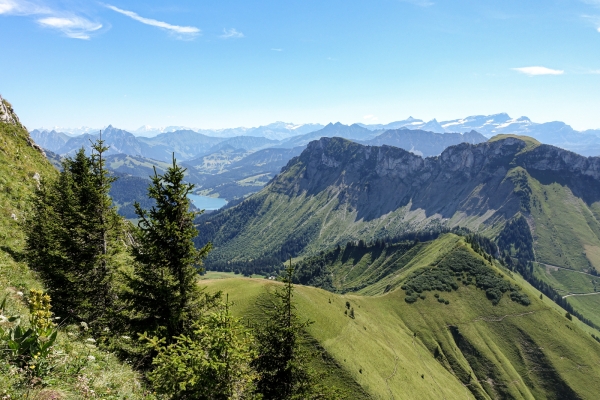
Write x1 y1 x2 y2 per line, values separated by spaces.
24 139 125 331
252 261 335 400
126 155 212 341
144 296 256 399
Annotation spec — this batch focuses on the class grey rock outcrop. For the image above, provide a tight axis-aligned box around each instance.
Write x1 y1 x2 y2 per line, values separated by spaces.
0 95 20 125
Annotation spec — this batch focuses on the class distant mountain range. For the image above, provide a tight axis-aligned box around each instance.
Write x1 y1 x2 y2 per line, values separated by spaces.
31 113 600 204
33 113 600 156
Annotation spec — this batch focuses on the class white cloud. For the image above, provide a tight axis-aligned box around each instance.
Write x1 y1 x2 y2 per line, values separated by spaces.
105 4 200 39
363 114 378 121
0 0 102 39
220 28 243 39
0 0 49 15
271 48 283 51
512 66 564 76
37 16 102 39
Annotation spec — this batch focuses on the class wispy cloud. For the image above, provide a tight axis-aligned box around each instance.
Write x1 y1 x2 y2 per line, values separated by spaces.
0 0 49 15
0 0 102 39
105 4 200 39
581 14 600 32
220 28 243 39
363 114 378 121
271 48 283 52
38 16 102 39
512 66 564 76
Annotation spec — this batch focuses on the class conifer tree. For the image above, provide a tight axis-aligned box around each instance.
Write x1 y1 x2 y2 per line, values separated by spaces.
126 156 211 341
25 139 124 330
144 295 256 399
252 260 316 399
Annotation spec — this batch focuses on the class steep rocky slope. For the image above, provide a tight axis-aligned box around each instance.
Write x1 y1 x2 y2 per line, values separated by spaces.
196 135 600 324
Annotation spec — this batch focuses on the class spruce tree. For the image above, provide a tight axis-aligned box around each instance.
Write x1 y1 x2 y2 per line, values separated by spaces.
126 156 211 341
25 139 124 330
252 260 315 399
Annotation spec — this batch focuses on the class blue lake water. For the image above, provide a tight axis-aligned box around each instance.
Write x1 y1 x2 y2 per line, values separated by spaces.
188 194 228 210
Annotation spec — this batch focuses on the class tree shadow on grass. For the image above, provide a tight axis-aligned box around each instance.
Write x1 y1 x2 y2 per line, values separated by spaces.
0 245 26 263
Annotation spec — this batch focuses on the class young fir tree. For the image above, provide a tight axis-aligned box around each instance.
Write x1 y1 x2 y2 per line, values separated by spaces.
144 295 257 399
25 139 124 330
252 260 331 400
126 156 211 341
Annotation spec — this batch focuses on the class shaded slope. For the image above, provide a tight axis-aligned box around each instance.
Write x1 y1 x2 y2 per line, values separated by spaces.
196 136 528 266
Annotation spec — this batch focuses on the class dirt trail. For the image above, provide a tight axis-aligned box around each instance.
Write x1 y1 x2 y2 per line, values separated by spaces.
472 311 536 323
541 263 598 278
382 336 400 400
562 291 600 299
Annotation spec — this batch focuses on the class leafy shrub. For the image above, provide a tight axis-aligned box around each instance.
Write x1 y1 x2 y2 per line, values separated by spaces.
565 312 573 321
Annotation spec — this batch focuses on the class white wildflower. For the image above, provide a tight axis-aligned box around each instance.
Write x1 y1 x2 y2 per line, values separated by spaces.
121 335 131 340
87 355 96 361
86 338 96 343
16 291 23 297
80 321 88 330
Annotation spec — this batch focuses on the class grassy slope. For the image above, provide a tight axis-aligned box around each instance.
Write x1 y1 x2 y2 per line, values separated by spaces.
526 172 600 272
0 120 149 398
506 165 600 329
204 235 600 399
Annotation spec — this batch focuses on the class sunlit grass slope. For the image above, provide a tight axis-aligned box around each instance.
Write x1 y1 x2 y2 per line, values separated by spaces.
204 235 600 399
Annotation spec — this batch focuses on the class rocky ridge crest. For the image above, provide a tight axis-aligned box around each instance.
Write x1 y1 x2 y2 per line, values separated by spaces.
0 95 20 125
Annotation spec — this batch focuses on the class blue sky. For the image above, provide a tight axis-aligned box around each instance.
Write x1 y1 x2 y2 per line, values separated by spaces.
1 0 600 130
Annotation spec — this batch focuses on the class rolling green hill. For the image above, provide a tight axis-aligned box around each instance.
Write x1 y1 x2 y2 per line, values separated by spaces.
203 234 600 399
195 135 600 330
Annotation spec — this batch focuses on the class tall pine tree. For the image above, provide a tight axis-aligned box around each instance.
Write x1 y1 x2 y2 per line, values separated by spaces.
25 138 125 330
125 156 211 341
252 261 316 400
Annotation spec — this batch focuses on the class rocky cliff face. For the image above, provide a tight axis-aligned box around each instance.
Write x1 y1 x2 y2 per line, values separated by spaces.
0 95 20 125
197 135 600 268
270 136 530 223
